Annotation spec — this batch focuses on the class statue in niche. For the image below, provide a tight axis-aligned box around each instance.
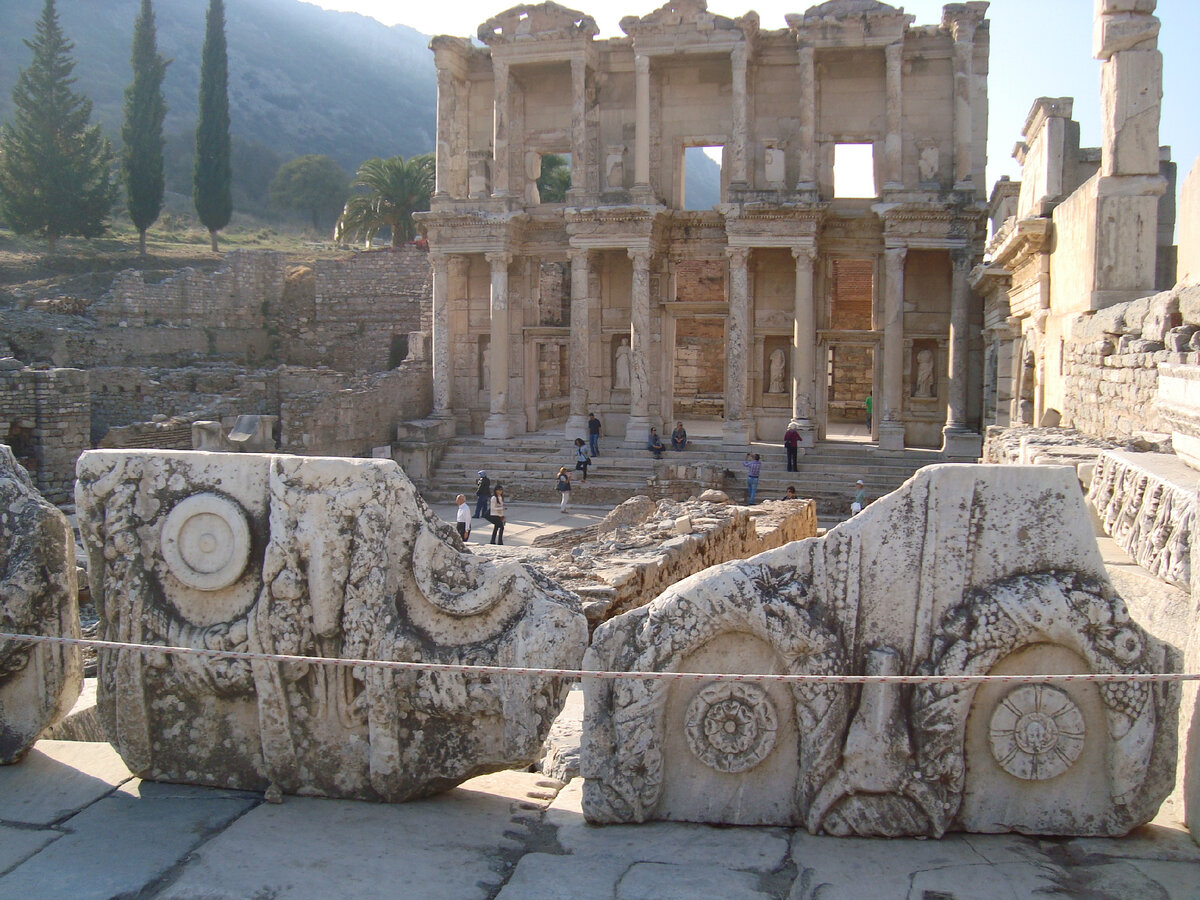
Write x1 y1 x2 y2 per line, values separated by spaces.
764 146 786 186
918 145 940 184
606 146 625 190
480 342 492 392
768 348 787 394
614 337 631 390
915 348 936 398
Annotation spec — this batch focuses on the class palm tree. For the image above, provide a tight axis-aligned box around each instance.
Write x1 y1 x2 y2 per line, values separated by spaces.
334 153 433 248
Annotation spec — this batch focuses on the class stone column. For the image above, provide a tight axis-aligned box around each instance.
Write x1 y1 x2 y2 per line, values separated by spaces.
946 10 978 191
797 44 816 191
730 45 749 189
569 56 588 201
724 246 753 445
633 54 652 200
884 41 904 190
430 252 452 418
565 248 591 439
942 250 982 458
791 245 817 448
434 69 454 198
878 247 907 451
492 59 511 198
484 251 513 439
625 248 653 444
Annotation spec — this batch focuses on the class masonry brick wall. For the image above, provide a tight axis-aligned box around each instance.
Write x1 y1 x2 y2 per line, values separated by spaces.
0 366 90 504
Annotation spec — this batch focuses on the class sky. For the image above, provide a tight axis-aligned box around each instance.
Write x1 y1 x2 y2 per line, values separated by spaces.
307 0 1200 208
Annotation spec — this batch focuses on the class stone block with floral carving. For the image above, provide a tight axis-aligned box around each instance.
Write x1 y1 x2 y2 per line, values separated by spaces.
76 450 586 800
582 464 1178 836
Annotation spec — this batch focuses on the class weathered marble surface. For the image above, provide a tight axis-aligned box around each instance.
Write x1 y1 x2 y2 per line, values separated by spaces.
583 464 1178 836
0 444 82 763
1088 450 1195 592
75 450 587 801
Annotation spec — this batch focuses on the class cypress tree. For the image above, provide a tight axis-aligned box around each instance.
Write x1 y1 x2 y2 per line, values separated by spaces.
0 0 117 253
123 0 169 257
194 0 232 253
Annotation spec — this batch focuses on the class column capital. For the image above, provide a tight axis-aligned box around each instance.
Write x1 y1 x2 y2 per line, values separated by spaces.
725 246 751 267
447 254 471 276
627 247 653 267
884 246 908 269
428 250 448 267
950 248 975 272
731 43 748 70
485 250 513 268
635 53 650 75
567 247 590 265
791 245 817 264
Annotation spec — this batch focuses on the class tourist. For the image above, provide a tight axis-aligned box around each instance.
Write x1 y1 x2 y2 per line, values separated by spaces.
671 421 687 451
574 437 591 481
454 494 471 540
473 470 491 519
743 453 762 504
487 485 506 544
783 421 800 472
588 412 602 457
851 478 867 515
556 466 571 511
785 485 797 500
647 427 665 459
865 395 872 430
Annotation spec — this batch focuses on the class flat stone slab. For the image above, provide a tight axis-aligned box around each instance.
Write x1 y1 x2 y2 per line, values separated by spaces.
0 741 131 826
0 780 258 899
158 771 563 900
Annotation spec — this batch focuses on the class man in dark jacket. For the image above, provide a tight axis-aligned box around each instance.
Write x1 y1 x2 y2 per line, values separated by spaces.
473 470 491 519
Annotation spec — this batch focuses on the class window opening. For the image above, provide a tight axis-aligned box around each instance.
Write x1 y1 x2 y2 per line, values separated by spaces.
829 258 874 331
683 145 722 210
833 143 876 198
537 153 571 203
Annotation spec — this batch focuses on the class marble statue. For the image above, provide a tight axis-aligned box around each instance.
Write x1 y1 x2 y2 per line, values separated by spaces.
768 348 787 394
916 348 936 398
614 337 631 390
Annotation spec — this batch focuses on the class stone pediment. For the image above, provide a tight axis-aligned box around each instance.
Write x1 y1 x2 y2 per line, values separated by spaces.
478 3 599 46
620 0 743 39
787 0 914 45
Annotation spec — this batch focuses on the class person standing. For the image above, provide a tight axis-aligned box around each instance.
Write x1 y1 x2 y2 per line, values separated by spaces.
455 494 471 540
473 470 491 519
487 485 506 544
555 466 571 511
743 453 762 504
865 395 872 430
574 438 591 481
783 422 800 472
587 412 602 457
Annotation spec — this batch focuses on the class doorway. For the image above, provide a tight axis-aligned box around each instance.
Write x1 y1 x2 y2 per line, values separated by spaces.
671 317 725 422
823 343 874 442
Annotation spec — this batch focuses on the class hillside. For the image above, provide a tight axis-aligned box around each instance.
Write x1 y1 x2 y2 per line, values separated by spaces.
0 0 436 180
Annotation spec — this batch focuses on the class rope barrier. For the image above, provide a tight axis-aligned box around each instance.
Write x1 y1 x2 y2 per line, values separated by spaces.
2 632 1197 685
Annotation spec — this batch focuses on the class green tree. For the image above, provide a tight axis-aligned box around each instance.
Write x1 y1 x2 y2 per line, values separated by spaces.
269 154 348 231
193 0 232 253
537 153 571 203
0 0 117 253
335 153 433 248
122 0 169 256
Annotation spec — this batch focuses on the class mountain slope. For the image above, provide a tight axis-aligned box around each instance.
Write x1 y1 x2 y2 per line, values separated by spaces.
0 0 436 174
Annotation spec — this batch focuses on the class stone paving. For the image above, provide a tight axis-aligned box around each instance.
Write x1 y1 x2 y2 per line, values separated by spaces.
2 739 1198 900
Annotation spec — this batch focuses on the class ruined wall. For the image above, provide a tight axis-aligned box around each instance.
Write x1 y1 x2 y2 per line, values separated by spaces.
1179 154 1200 286
281 360 432 457
280 249 431 374
0 364 89 504
1061 287 1199 440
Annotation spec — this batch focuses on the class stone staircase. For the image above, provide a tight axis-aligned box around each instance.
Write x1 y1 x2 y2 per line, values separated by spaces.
413 431 947 515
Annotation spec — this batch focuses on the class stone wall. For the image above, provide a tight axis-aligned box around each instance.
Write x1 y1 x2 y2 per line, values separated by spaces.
0 363 90 504
1060 286 1199 441
1180 155 1200 285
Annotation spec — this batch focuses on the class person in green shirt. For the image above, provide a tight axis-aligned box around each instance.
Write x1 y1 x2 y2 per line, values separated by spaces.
865 395 872 429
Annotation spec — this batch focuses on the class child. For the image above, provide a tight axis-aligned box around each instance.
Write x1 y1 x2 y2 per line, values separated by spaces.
455 494 471 540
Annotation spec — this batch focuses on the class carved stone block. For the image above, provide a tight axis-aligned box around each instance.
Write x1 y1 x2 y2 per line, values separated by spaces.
75 450 587 800
583 465 1177 836
0 445 82 764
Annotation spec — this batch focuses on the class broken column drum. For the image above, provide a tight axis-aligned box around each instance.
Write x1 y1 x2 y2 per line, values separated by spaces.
75 450 587 801
583 464 1178 836
0 444 82 764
